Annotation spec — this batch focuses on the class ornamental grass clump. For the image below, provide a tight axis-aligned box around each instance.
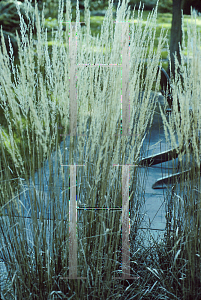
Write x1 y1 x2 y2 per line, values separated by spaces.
0 0 173 299
159 10 201 299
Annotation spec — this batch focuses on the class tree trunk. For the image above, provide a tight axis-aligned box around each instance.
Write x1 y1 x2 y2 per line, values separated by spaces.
169 0 183 78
